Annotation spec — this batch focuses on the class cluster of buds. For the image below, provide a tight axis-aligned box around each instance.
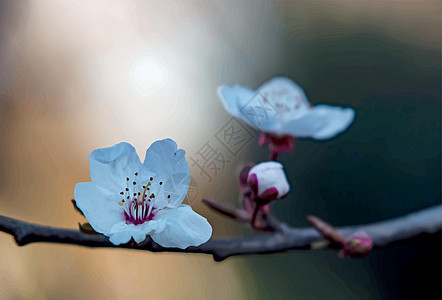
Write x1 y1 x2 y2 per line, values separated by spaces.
206 158 374 258
234 159 374 258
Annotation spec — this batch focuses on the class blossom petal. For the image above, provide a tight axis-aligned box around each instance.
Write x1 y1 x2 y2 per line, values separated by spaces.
283 105 354 139
143 139 190 207
108 219 167 245
151 205 212 249
282 110 329 137
248 161 290 198
309 105 355 139
217 84 255 117
218 84 281 131
257 76 310 107
108 223 133 245
74 182 122 235
89 142 142 193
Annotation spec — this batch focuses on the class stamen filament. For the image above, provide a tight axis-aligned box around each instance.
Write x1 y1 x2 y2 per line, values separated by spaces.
118 174 160 225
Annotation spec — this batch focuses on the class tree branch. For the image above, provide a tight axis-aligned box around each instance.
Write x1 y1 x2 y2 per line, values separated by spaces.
0 204 440 262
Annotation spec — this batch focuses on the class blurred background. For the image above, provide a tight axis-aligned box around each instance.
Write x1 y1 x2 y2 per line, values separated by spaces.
0 1 440 299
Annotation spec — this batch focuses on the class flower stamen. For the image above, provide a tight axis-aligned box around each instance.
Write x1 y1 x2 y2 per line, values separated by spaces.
118 174 163 225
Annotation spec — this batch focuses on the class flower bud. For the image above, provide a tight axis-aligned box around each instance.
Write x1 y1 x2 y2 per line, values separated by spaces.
247 162 290 203
341 231 373 258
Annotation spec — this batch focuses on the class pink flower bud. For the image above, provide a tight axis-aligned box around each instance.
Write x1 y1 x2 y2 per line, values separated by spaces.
247 162 290 203
341 231 373 258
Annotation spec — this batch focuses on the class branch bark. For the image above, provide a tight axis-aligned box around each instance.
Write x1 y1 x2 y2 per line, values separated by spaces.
0 204 440 262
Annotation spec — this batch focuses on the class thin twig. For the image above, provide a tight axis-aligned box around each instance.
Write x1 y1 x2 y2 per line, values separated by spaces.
203 198 283 232
0 204 440 262
307 215 347 245
202 198 250 222
250 203 261 230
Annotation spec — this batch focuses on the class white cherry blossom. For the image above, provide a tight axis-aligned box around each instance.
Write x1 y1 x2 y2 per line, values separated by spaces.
74 139 212 249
